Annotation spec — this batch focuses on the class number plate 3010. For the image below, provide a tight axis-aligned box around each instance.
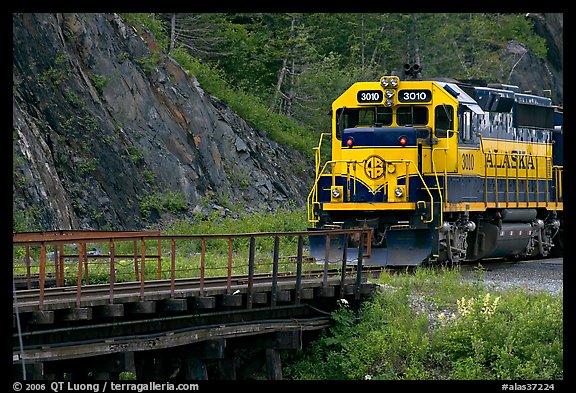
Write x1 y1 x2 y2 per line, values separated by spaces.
398 89 432 103
357 90 383 103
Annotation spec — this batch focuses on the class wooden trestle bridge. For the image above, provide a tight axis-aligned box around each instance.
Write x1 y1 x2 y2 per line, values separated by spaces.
12 229 379 380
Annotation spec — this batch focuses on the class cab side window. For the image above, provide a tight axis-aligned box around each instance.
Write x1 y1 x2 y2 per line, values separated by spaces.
435 105 454 137
458 109 473 142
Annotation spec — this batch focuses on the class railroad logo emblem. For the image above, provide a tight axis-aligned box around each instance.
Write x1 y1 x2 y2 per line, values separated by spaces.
364 155 385 180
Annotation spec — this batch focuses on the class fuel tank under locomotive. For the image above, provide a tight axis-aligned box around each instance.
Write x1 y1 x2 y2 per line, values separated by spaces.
466 209 537 260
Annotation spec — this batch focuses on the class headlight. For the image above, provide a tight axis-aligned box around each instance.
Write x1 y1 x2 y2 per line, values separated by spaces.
380 76 400 88
385 98 394 107
332 188 341 198
394 187 403 197
385 89 395 98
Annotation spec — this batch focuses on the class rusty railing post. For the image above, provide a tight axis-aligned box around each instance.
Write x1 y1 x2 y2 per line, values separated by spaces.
52 243 58 287
25 244 31 290
170 238 176 298
271 235 279 307
247 236 255 309
355 231 365 300
76 243 84 308
339 233 348 299
295 235 303 305
133 239 139 282
157 239 162 280
109 239 116 304
140 238 146 300
39 242 46 310
200 238 206 296
83 244 90 286
58 243 65 287
227 238 233 294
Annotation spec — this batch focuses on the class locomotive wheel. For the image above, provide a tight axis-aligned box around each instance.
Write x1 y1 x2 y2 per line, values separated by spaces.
551 227 563 257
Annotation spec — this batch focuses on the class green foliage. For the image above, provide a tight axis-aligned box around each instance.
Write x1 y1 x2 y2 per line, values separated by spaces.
13 205 42 232
284 267 563 380
137 52 163 75
78 157 97 177
167 205 306 235
139 190 188 219
162 13 551 126
127 146 145 165
437 289 563 380
37 54 69 87
163 191 188 213
170 47 316 156
142 169 156 184
89 74 110 94
121 13 168 50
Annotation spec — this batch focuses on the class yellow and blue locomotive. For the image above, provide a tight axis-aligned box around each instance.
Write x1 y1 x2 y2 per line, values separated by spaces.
307 66 563 266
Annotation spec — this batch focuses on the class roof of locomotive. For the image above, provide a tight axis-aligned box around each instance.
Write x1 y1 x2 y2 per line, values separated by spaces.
414 76 553 108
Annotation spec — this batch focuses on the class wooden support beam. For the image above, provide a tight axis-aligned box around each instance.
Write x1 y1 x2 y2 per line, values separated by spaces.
360 283 375 295
217 356 236 380
300 288 314 299
273 330 302 349
252 292 267 304
13 362 44 380
315 286 336 298
198 339 226 359
344 284 356 295
194 296 216 309
128 301 156 314
276 290 291 302
43 352 136 375
28 310 54 325
93 304 124 318
220 294 243 307
265 348 283 380
58 307 92 321
183 358 208 380
161 299 188 312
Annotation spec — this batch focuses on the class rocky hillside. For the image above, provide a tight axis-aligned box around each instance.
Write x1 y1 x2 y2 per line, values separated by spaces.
510 13 563 106
13 13 314 231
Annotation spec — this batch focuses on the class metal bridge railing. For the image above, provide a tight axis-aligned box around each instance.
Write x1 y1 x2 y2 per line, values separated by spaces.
13 228 373 311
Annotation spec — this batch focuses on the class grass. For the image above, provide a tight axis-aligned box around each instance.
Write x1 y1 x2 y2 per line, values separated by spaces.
283 265 563 380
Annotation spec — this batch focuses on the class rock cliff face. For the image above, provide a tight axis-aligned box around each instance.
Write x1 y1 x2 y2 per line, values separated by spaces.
13 13 314 230
507 13 563 106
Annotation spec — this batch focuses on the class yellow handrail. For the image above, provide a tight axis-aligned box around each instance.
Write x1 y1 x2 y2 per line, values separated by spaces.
307 158 436 225
429 131 454 228
553 165 563 204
